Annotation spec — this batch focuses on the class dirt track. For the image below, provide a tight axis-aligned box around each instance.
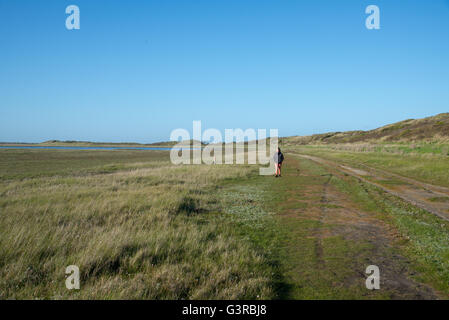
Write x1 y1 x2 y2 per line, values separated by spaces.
296 154 449 222
275 155 441 299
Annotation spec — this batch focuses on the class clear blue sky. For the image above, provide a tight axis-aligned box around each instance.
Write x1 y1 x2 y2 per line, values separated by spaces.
1 0 448 143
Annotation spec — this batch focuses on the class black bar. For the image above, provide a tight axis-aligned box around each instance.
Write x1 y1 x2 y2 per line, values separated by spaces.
1 300 445 319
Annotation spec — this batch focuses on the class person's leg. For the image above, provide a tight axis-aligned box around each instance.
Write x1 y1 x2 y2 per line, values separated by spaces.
275 163 279 176
278 163 282 176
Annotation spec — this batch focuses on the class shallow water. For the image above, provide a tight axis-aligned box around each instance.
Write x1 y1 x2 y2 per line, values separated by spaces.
0 146 176 151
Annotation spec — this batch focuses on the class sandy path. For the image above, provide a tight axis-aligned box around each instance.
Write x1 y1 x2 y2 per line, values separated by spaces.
275 156 439 299
296 154 449 222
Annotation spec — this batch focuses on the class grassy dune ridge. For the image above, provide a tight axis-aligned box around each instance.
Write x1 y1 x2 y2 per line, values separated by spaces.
284 113 449 145
0 149 276 299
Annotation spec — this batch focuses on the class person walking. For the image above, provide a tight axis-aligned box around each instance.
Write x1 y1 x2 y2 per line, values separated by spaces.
274 147 284 177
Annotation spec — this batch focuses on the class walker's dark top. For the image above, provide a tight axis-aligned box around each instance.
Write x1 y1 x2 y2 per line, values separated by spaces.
274 151 284 164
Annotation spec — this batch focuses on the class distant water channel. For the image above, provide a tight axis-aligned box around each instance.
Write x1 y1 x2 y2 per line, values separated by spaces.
0 146 178 151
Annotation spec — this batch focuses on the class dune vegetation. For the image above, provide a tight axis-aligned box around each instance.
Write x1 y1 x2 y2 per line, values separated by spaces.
0 149 278 299
2 113 449 300
284 113 449 145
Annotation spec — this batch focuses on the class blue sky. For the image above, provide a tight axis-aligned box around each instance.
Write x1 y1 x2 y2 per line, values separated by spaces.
1 0 448 143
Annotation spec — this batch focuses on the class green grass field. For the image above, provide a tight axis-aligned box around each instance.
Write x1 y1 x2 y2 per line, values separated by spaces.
1 146 448 299
0 149 278 299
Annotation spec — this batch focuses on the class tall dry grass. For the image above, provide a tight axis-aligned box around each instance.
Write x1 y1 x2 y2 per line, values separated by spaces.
0 151 274 299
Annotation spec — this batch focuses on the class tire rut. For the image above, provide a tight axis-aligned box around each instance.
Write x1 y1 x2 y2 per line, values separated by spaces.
314 174 333 269
286 153 441 299
296 153 449 222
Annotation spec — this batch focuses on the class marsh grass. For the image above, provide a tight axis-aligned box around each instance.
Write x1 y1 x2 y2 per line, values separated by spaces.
0 150 275 299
